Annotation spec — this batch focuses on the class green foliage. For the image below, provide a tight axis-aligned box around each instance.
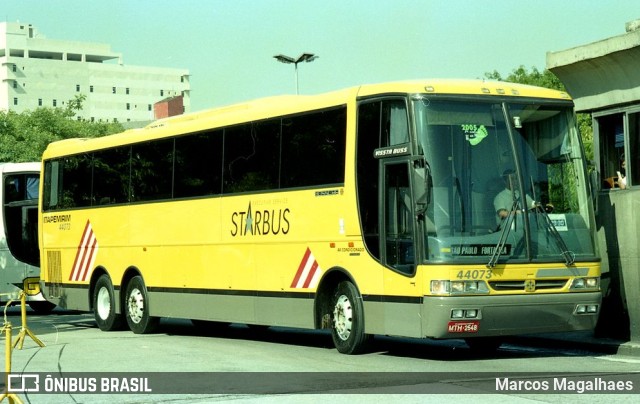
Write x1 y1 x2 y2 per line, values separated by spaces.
487 65 597 215
65 94 87 116
0 95 123 163
485 65 594 163
485 65 566 91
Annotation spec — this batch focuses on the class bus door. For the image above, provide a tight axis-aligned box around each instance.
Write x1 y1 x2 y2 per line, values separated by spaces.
381 160 417 275
3 172 40 269
379 158 424 337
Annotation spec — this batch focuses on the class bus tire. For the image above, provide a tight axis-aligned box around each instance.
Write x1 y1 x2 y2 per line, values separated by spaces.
331 281 370 354
124 275 159 334
93 274 124 331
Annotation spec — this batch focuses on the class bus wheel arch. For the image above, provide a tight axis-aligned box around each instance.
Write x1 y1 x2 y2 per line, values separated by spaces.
90 268 124 331
121 268 159 334
315 268 370 354
314 267 353 329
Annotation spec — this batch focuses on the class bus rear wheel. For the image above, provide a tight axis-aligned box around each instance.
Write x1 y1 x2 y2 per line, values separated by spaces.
93 274 124 331
331 281 370 354
124 275 159 334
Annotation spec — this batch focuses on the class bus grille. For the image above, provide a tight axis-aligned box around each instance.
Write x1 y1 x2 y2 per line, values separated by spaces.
488 279 568 291
46 250 63 298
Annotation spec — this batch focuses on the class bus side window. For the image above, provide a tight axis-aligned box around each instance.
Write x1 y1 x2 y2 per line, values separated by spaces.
4 177 20 203
93 148 131 205
382 100 409 146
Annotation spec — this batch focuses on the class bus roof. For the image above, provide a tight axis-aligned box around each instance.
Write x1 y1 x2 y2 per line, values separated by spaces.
0 162 41 174
355 79 571 100
42 79 572 159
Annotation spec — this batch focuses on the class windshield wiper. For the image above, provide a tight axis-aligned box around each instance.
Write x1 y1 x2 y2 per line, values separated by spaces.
487 199 518 268
533 205 575 266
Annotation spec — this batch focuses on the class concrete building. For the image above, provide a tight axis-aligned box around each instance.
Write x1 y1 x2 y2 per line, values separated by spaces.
547 19 640 342
0 21 190 123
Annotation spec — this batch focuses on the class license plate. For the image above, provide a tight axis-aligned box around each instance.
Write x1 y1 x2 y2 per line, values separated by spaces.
447 321 479 333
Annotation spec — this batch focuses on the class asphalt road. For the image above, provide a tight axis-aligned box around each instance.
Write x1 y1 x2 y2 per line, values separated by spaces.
2 306 640 403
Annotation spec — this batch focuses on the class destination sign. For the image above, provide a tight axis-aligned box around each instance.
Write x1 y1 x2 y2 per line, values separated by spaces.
450 244 511 256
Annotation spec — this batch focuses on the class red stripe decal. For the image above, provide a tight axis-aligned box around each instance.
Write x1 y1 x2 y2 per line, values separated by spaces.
69 220 91 281
290 247 311 288
302 261 319 288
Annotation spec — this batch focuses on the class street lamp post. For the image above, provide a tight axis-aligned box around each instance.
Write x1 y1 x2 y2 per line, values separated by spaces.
273 53 318 94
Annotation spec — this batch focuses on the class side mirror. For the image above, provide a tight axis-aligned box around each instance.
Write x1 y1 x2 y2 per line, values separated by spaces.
413 158 431 221
424 162 432 205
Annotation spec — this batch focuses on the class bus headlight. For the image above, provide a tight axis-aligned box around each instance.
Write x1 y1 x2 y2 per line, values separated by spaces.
430 280 450 294
430 280 489 295
570 277 599 290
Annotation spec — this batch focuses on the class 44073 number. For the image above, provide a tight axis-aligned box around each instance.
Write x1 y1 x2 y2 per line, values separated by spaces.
456 269 492 280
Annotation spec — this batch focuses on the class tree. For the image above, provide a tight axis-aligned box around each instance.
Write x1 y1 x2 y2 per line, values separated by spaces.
485 66 566 90
0 97 124 163
485 65 594 163
66 94 87 116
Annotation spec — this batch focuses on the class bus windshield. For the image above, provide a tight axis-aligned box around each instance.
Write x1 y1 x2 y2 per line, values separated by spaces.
414 97 596 265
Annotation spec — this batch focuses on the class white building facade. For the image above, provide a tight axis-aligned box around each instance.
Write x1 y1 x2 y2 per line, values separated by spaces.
0 22 190 123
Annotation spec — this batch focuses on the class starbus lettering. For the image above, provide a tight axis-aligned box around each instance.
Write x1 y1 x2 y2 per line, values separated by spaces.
231 202 290 236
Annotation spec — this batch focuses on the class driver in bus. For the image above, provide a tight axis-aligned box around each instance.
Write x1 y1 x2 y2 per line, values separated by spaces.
493 169 536 225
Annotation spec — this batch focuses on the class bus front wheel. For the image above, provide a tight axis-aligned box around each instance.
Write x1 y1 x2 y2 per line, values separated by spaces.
93 274 124 331
124 276 159 334
331 281 370 354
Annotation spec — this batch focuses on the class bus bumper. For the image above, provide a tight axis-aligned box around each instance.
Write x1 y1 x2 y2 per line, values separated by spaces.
422 292 602 339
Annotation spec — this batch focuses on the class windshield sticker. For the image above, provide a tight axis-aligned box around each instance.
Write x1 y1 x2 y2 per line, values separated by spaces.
547 214 568 231
461 124 489 146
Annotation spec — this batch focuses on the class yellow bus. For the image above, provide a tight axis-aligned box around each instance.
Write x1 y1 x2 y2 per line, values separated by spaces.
39 80 601 353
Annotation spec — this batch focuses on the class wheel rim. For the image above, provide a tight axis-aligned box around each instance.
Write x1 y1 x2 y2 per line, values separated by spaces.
127 287 145 324
333 294 353 341
96 287 111 320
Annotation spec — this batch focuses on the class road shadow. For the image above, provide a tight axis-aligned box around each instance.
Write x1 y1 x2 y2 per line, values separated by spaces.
14 309 618 361
158 318 604 361
2 306 102 338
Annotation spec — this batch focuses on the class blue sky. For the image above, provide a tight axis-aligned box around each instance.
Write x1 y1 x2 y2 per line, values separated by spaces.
4 0 639 111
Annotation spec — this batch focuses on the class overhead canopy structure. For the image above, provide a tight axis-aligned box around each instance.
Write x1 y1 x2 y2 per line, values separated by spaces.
547 19 640 343
547 21 640 112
